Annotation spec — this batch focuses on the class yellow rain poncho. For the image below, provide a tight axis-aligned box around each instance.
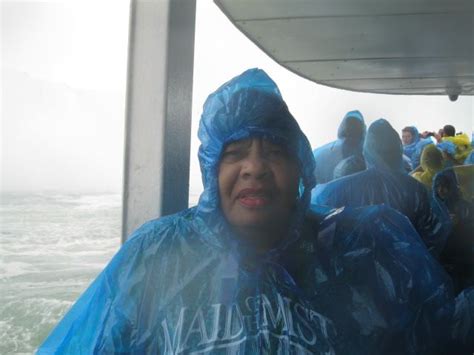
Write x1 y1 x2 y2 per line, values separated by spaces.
411 144 444 190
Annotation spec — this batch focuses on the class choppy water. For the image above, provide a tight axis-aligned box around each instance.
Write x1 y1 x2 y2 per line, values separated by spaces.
0 191 202 354
0 192 122 354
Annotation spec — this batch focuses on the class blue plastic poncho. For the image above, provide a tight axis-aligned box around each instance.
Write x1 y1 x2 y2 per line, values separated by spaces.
39 70 460 354
402 127 435 168
312 119 452 256
465 150 474 165
313 110 366 184
411 138 435 169
332 154 366 179
433 169 474 294
402 154 413 173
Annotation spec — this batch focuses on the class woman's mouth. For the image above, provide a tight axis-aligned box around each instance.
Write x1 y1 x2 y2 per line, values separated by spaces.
237 188 270 207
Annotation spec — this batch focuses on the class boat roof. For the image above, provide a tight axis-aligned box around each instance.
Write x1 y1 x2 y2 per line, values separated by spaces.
215 0 474 100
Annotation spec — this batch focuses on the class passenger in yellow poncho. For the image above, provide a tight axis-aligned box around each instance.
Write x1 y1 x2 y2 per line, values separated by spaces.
442 133 473 165
411 144 444 190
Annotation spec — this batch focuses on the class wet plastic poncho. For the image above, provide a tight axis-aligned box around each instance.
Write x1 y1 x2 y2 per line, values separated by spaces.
39 70 460 354
411 138 435 169
313 110 365 184
465 150 474 165
402 127 434 168
312 119 451 256
402 154 413 173
411 144 444 190
332 154 366 179
433 168 474 293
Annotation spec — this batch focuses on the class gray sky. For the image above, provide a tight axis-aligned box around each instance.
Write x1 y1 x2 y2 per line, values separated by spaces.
2 0 473 194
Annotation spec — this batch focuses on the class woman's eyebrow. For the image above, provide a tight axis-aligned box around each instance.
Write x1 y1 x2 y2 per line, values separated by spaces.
225 140 251 150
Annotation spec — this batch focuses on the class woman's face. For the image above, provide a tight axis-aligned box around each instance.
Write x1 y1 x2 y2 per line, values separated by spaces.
218 137 299 234
402 131 413 145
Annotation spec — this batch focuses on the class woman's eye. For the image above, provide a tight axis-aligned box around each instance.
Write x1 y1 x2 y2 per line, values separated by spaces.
221 149 244 161
223 150 238 156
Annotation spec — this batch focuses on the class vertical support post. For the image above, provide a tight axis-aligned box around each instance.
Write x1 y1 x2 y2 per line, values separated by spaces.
122 0 196 242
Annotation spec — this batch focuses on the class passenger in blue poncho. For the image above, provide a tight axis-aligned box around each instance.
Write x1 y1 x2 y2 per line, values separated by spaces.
312 119 451 256
39 69 466 354
402 126 420 160
313 110 366 184
434 169 474 293
402 125 437 169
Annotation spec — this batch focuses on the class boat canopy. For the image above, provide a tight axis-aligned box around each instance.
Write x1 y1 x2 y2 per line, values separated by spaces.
215 0 474 100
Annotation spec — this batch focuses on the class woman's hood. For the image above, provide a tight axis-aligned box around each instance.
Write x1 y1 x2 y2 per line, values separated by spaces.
404 126 420 145
196 68 316 229
402 126 420 158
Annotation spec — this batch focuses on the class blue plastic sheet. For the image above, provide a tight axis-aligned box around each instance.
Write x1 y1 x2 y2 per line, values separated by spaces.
313 110 365 184
402 154 413 173
464 150 474 165
411 138 435 169
39 70 462 354
332 154 366 179
312 119 452 256
451 287 474 353
434 168 474 293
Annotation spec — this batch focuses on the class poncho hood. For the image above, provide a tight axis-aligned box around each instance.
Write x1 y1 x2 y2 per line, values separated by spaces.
363 118 405 173
336 110 366 140
196 68 316 250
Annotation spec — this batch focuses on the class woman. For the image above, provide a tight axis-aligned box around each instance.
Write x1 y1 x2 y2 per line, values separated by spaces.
401 126 420 159
38 69 465 354
402 126 433 169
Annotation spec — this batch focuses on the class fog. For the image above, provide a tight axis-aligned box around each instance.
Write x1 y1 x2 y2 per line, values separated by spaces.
2 0 472 195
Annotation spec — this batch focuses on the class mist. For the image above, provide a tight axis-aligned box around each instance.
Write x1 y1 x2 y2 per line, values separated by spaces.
2 0 472 195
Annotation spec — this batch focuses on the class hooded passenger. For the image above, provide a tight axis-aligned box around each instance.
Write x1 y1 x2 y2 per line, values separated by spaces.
402 126 434 169
39 70 462 354
402 126 420 159
312 119 451 256
313 110 366 184
411 144 444 190
434 169 474 293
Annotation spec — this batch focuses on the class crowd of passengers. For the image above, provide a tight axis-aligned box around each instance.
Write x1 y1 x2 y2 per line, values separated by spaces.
39 69 473 355
312 114 474 295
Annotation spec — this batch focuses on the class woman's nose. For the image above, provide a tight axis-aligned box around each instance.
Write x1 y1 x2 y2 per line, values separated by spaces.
241 152 269 179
